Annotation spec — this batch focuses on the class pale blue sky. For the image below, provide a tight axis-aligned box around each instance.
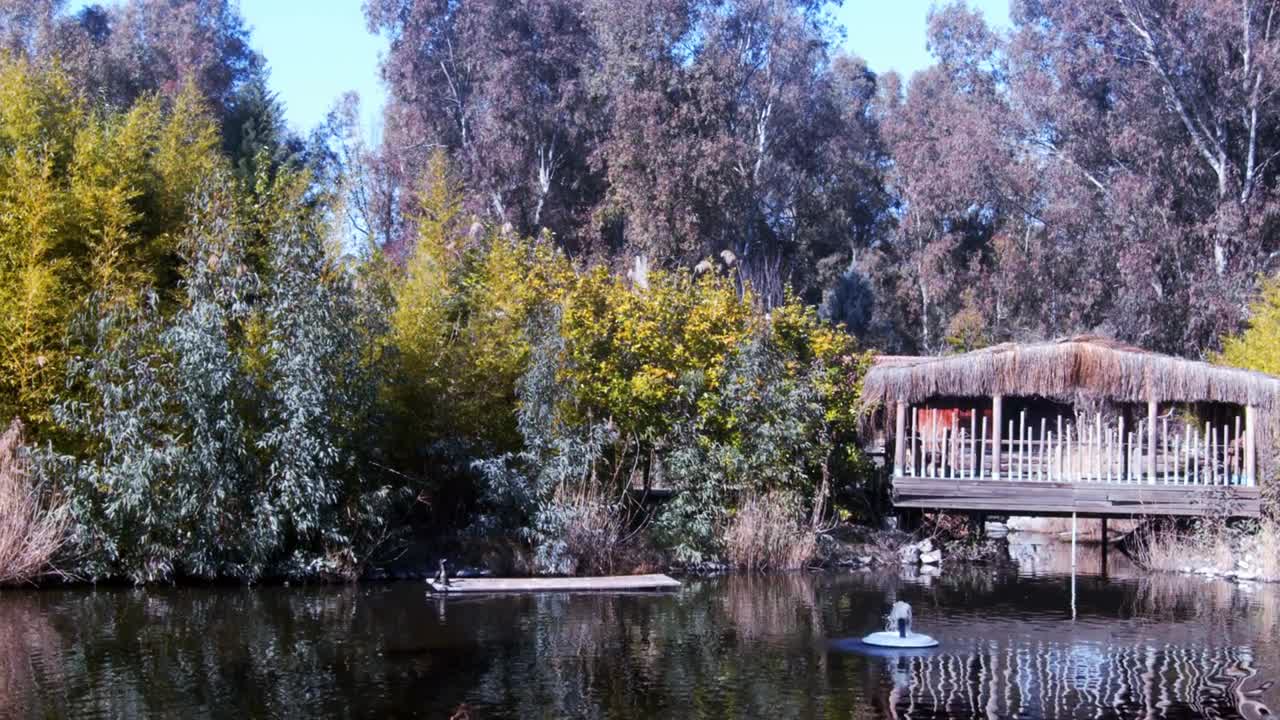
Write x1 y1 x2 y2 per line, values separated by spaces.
80 0 1013 134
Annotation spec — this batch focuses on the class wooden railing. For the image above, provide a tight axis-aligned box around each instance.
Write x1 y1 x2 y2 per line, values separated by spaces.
900 408 1254 486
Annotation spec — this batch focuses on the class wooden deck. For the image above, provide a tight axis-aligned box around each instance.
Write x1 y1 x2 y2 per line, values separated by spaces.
894 477 1261 517
427 574 682 594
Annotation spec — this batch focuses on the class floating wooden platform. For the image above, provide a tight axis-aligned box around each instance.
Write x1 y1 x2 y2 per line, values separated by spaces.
427 573 681 594
894 477 1261 518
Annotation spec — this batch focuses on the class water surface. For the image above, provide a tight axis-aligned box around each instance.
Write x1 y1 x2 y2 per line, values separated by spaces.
1 537 1276 719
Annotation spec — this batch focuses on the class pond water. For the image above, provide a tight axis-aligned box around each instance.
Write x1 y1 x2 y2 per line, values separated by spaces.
1 537 1277 719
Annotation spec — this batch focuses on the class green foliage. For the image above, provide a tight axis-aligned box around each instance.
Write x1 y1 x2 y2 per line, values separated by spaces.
471 259 874 569
46 183 399 583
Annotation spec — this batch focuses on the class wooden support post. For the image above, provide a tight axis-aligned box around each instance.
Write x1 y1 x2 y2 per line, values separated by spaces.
893 402 906 478
1039 418 1047 481
1119 415 1127 481
992 395 1003 481
910 408 917 476
1018 410 1027 480
979 416 988 478
1246 404 1257 487
1147 398 1158 483
969 411 977 478
1096 413 1103 481
1101 517 1109 577
1183 424 1190 485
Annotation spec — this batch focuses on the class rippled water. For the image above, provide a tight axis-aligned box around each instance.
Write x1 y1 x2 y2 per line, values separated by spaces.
0 537 1277 719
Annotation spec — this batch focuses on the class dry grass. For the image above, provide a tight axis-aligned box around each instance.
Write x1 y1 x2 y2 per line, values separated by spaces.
864 334 1280 411
1133 518 1280 582
0 420 69 586
1252 521 1280 581
723 492 818 571
552 484 654 576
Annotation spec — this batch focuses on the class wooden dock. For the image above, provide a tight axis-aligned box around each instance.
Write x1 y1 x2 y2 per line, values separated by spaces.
894 477 1261 517
427 573 681 594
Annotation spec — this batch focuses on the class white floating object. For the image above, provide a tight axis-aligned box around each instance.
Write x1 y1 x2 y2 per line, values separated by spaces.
862 631 938 648
863 601 939 648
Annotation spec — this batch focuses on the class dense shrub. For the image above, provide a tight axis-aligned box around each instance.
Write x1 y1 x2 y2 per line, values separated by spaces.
471 255 874 571
45 182 401 583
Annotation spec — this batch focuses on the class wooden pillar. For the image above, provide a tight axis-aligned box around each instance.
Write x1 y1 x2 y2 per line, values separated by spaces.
992 395 1003 480
1100 517 1109 577
1147 397 1158 484
1246 404 1257 487
894 401 907 478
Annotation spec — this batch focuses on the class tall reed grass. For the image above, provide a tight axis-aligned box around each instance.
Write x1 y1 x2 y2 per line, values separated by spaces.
723 492 817 571
0 420 69 585
1134 518 1280 582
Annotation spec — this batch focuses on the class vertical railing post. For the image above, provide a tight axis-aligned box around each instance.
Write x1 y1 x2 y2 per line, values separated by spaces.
1147 397 1158 484
992 394 1003 481
894 401 907 478
1246 404 1257 487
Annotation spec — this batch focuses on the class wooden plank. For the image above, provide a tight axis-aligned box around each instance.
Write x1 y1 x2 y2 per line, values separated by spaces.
1147 398 1158 483
893 401 906 477
992 395 1002 480
428 574 682 594
1247 404 1257 487
892 475 1261 518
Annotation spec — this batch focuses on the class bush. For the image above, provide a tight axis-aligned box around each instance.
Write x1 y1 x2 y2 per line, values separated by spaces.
0 420 68 585
723 492 817 571
46 182 402 583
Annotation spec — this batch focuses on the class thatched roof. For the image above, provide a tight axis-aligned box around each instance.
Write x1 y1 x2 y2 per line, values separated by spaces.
863 335 1280 410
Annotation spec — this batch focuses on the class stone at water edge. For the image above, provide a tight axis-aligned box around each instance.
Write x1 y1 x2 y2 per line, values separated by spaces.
920 549 942 565
899 546 921 565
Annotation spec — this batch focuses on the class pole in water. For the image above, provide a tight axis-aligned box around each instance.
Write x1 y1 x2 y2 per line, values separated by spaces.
1101 517 1109 577
1070 512 1077 570
1070 513 1078 620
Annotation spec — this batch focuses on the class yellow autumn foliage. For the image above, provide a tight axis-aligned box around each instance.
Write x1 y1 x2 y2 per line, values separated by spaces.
0 55 223 430
388 153 573 451
1218 275 1280 375
559 267 754 436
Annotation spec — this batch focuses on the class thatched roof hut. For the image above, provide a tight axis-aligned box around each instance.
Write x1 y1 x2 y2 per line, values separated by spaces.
863 335 1280 411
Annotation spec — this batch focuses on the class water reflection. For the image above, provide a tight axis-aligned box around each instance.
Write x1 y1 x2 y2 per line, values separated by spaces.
835 637 1272 719
0 557 1275 719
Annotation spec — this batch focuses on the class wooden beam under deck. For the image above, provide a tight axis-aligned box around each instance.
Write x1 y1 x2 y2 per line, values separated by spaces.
894 477 1261 518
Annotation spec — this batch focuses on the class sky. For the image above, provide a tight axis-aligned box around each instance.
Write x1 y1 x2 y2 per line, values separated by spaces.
82 0 1014 135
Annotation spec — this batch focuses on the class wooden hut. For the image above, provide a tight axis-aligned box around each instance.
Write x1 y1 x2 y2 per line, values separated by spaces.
863 336 1278 518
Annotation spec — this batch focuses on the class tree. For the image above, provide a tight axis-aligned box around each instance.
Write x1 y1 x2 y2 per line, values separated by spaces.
872 0 1280 356
0 0 264 121
367 0 603 253
366 0 891 304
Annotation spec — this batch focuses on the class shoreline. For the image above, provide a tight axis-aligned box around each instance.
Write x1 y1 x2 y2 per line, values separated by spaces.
7 518 1278 589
